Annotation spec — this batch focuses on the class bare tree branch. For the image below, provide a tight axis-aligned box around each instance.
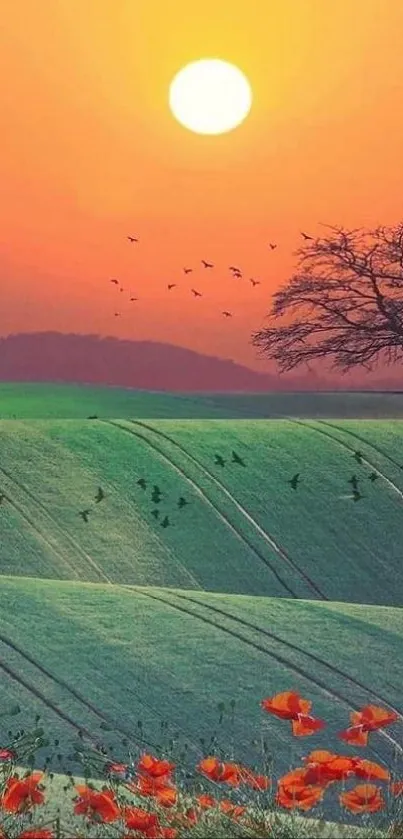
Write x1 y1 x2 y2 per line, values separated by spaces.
251 222 403 373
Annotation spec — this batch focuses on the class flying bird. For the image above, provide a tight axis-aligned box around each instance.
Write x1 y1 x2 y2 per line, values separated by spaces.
368 472 379 482
288 473 301 490
191 289 202 297
78 509 91 523
222 311 232 317
127 236 138 242
178 496 189 509
268 243 277 250
95 487 105 503
348 475 359 490
352 489 364 502
167 284 176 290
232 271 242 279
301 232 313 240
250 278 260 286
110 279 119 285
229 266 241 273
353 451 364 464
137 478 147 490
214 454 225 467
161 515 170 528
232 451 246 466
201 260 214 268
130 297 138 302
114 313 121 317
151 509 160 519
183 267 192 274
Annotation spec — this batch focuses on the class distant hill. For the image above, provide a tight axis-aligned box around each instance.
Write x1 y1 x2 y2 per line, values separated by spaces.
0 331 331 391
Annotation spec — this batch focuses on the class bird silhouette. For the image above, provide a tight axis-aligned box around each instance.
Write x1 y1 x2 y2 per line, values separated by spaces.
231 451 246 466
130 297 138 302
288 473 301 490
110 279 119 285
95 487 105 503
229 266 241 273
114 313 121 317
368 472 379 482
233 272 242 279
119 288 124 292
250 278 260 286
183 267 192 274
214 454 225 467
87 414 98 419
201 260 214 268
79 509 91 523
151 509 160 519
301 232 313 240
191 289 202 297
269 243 277 250
353 451 364 464
348 475 359 490
222 311 232 317
161 515 170 528
127 236 138 242
352 489 363 502
167 284 176 290
178 496 189 509
137 478 147 490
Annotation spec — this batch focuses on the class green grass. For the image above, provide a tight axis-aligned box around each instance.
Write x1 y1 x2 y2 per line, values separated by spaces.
1 381 403 418
0 385 402 834
0 576 401 826
0 417 402 603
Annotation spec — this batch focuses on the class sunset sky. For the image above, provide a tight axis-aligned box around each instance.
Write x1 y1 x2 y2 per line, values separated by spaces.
2 0 403 376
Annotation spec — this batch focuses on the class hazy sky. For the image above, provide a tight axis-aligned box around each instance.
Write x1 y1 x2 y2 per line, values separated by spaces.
2 0 403 372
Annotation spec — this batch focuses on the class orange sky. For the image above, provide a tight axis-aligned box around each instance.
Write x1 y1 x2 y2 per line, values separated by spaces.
2 0 403 374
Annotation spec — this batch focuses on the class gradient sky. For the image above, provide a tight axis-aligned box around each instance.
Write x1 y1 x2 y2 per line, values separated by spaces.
2 0 403 374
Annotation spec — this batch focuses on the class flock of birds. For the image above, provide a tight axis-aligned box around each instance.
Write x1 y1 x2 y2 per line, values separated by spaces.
107 230 315 319
73 446 382 527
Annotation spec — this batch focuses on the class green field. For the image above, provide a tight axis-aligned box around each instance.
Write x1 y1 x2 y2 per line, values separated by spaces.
0 384 402 831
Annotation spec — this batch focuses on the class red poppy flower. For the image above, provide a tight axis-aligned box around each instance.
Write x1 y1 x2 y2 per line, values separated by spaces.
74 785 120 822
353 759 390 781
0 748 16 761
219 762 243 786
261 690 312 720
196 793 216 809
17 832 54 839
138 753 175 779
197 756 224 782
277 780 324 811
338 724 369 746
123 806 159 832
291 714 326 737
133 775 177 807
106 761 129 779
339 705 398 746
391 780 403 797
340 783 384 813
240 769 271 791
219 799 246 819
304 752 356 784
1 772 45 813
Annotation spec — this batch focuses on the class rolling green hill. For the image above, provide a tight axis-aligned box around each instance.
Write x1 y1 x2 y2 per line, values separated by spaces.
0 385 402 832
0 417 402 604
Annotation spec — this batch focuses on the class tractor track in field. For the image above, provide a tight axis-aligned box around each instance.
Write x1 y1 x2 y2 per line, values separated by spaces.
172 591 403 718
127 586 401 761
0 631 201 758
128 420 329 602
0 464 112 584
286 419 403 504
317 420 403 474
101 420 298 599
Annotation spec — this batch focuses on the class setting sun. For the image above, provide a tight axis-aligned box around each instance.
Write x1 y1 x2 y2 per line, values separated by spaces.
168 58 252 135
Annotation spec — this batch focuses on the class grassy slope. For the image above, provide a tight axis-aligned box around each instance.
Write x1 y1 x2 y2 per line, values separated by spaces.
0 418 403 602
1 382 403 418
0 577 400 788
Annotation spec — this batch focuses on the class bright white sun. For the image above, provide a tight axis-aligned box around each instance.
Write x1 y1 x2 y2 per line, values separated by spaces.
169 59 252 135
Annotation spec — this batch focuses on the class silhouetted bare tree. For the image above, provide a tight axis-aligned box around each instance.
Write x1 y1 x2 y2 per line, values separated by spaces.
251 222 403 373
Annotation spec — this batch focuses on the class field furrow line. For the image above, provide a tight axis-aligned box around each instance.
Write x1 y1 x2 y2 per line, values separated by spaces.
0 464 112 584
0 633 175 755
287 419 403 503
129 420 329 601
102 420 299 599
317 420 403 473
128 587 400 762
173 591 403 718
